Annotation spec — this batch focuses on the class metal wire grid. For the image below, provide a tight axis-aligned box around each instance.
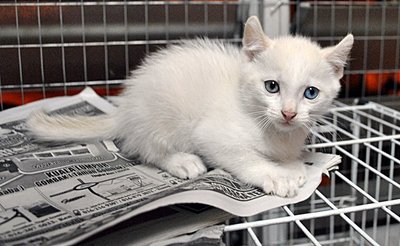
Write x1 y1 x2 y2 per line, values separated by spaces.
0 0 259 109
224 102 400 245
292 1 400 101
0 1 399 111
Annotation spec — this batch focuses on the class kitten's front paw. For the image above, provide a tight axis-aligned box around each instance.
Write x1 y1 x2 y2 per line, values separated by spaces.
262 162 307 198
163 153 207 179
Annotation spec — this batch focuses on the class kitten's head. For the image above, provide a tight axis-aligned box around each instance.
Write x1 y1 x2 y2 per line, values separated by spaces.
240 16 353 132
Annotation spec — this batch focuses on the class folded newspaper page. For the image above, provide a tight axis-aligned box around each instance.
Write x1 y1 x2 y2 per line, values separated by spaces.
0 88 341 245
80 204 230 246
148 224 225 246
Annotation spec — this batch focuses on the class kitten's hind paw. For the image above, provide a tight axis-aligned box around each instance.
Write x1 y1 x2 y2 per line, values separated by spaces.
163 153 207 179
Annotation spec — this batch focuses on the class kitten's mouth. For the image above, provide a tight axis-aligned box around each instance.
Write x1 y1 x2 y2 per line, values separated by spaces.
281 120 293 126
276 120 298 130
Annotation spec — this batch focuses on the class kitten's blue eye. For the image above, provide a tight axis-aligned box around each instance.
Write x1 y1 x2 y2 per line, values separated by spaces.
264 80 279 93
304 86 319 100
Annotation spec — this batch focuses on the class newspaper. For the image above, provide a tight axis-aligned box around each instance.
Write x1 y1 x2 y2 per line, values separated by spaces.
0 88 341 245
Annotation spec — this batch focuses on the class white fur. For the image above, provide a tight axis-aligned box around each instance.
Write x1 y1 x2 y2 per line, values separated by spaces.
27 16 353 197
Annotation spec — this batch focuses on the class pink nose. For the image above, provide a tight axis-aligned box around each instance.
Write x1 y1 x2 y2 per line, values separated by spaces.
281 111 297 121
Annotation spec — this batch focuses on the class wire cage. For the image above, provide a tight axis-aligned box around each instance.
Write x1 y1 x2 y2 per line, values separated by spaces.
0 0 400 245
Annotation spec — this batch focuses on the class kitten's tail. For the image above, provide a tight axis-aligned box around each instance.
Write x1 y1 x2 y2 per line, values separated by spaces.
26 110 115 142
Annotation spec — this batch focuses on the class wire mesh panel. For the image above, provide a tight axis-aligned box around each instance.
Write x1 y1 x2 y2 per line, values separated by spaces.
292 1 400 102
226 102 400 245
0 0 259 110
1 1 399 109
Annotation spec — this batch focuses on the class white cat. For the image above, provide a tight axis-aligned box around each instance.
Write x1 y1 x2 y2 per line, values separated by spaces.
27 16 353 197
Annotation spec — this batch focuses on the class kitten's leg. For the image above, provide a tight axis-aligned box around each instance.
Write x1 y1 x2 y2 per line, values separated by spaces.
212 149 306 197
194 125 306 197
162 152 207 179
120 138 207 179
143 151 207 180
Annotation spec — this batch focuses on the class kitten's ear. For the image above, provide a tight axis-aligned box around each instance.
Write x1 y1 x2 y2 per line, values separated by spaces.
242 16 271 60
322 34 354 78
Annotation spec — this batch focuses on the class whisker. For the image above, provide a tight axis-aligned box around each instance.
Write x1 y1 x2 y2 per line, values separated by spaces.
259 117 272 132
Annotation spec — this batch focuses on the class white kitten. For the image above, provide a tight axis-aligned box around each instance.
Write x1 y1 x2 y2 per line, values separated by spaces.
27 16 353 197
